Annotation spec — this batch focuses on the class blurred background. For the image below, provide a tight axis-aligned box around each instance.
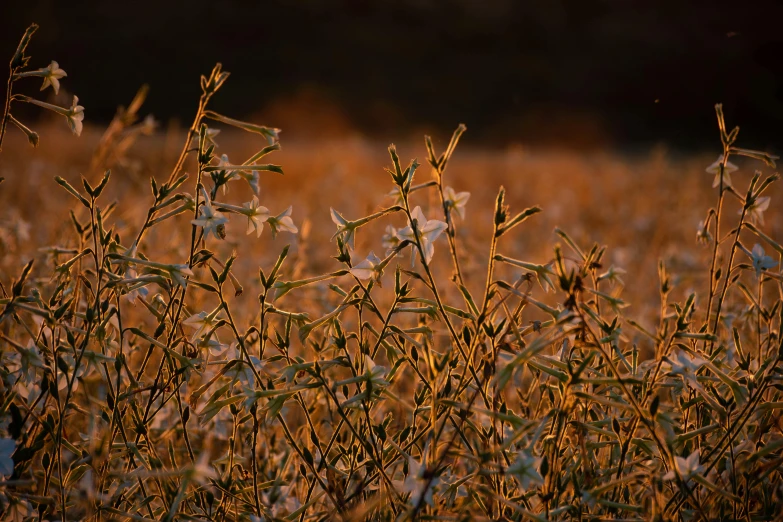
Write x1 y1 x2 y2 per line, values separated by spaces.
2 0 783 150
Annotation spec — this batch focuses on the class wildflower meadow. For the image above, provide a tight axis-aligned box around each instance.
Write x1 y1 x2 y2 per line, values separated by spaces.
1 23 783 522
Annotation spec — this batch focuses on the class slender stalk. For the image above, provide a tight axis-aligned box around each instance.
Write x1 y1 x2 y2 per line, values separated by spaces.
0 65 13 152
709 198 748 353
704 151 730 332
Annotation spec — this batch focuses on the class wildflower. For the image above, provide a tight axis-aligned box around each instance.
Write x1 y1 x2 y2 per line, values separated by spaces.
80 349 116 374
597 265 626 287
190 127 220 148
191 189 228 240
331 208 355 250
363 355 389 389
205 339 237 359
443 186 470 219
0 498 32 520
0 438 15 477
183 306 224 342
216 154 236 194
124 266 149 304
57 359 85 394
242 196 270 237
214 197 270 237
13 380 41 403
696 220 712 245
8 343 45 383
397 206 447 265
403 455 436 506
167 264 194 289
13 60 67 94
19 94 84 135
350 252 382 281
667 350 706 386
706 156 738 188
745 196 770 225
663 449 703 482
267 206 298 238
507 451 543 489
745 243 777 278
382 225 401 255
229 357 262 388
241 170 261 195
66 96 85 136
40 61 67 94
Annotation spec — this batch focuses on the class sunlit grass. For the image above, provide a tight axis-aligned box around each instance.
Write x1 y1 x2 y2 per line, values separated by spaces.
1 23 783 522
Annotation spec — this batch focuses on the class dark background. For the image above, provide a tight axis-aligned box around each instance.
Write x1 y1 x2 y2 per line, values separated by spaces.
3 0 783 150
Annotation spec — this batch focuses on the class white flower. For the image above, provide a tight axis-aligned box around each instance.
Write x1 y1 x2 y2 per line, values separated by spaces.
534 263 557 293
397 206 447 265
667 350 706 387
335 356 391 407
167 264 194 289
745 196 770 225
40 61 67 94
216 154 236 194
66 96 85 136
706 156 738 188
0 438 15 477
330 208 355 250
0 497 32 520
241 170 261 195
191 189 229 240
382 225 401 255
56 356 86 394
349 252 382 281
443 186 470 219
183 306 224 342
7 343 45 383
14 380 41 403
206 340 237 359
403 455 436 507
364 355 389 389
597 265 626 288
267 206 298 238
124 266 149 304
242 196 270 237
19 94 83 135
664 449 703 482
507 451 543 490
747 244 777 278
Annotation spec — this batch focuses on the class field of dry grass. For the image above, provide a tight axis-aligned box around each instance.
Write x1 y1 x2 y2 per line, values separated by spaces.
3 124 766 332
